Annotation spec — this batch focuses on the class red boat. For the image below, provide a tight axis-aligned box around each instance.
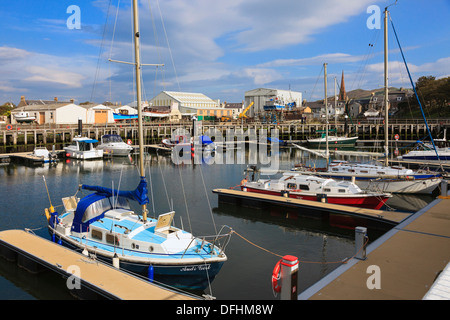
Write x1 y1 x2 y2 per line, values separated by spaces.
240 172 391 210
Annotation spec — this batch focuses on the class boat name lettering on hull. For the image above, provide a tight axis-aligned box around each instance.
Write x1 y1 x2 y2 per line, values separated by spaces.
180 264 211 272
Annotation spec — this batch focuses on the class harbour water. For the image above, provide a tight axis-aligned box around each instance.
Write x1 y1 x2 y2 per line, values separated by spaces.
0 147 436 300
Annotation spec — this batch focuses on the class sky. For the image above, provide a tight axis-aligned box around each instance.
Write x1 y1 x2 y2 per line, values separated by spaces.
0 0 449 106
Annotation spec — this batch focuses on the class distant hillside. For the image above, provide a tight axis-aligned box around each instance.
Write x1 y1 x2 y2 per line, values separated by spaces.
346 87 403 100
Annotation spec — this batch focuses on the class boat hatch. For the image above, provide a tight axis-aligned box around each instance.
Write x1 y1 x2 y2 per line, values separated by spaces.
62 196 78 212
155 211 177 238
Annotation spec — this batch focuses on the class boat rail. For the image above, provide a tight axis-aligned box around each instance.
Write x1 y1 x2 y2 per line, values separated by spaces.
181 225 233 259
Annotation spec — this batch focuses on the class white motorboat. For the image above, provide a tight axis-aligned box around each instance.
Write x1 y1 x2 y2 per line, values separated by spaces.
14 112 36 123
32 147 58 163
398 142 450 162
241 172 391 210
64 136 103 160
97 134 133 156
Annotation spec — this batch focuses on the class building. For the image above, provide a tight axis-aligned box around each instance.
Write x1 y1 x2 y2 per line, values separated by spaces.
222 102 244 119
244 88 303 117
12 96 115 125
149 91 232 120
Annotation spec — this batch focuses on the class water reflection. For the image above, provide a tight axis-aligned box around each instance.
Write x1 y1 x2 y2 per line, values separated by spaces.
0 146 439 300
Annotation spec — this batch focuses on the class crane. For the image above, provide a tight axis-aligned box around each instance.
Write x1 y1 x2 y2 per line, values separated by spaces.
238 101 254 119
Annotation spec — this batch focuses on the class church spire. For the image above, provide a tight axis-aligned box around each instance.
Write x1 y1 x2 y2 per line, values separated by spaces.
339 70 346 101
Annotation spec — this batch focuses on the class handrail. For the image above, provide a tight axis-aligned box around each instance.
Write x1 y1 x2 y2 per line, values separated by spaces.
180 225 233 259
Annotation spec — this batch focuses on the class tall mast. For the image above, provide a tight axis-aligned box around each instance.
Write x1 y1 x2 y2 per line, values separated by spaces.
324 63 329 161
132 0 147 222
384 7 389 167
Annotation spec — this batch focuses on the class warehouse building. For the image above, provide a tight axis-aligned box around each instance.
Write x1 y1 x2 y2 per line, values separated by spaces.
244 88 303 117
149 91 232 119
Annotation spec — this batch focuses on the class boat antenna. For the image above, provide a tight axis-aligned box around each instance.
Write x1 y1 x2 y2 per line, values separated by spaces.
42 176 54 213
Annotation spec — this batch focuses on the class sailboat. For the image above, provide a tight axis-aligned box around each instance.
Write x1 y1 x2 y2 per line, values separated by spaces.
297 8 442 194
44 0 231 291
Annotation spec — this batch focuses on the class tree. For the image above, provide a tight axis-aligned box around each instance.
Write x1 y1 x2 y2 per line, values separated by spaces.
413 76 450 117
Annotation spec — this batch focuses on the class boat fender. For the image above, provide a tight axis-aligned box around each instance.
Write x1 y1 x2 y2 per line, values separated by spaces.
44 208 51 222
148 265 154 283
272 260 282 293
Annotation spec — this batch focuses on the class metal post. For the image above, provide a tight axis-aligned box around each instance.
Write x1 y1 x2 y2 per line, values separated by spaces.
441 180 448 197
280 255 299 300
355 226 367 260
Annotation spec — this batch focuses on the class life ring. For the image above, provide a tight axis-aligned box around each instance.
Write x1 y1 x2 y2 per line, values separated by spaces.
6 124 12 130
272 259 282 293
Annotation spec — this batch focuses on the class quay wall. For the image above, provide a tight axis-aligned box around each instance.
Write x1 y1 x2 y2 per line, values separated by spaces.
1 120 449 153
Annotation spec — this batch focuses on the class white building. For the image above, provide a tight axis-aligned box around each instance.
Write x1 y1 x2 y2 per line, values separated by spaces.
244 88 303 117
150 91 220 115
12 98 115 125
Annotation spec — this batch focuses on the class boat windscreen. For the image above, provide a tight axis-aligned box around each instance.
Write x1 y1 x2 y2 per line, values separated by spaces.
72 194 131 232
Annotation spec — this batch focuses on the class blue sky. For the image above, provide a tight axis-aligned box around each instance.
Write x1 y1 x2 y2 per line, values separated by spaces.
0 0 449 106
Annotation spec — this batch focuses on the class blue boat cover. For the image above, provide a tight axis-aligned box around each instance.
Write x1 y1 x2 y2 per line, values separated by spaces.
200 135 213 145
71 177 149 232
82 176 149 205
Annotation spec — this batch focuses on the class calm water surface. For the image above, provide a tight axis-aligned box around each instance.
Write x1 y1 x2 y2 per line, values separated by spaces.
0 147 436 300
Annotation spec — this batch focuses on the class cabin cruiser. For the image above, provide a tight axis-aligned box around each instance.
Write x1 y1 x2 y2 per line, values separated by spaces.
97 134 133 156
241 172 391 210
64 136 103 160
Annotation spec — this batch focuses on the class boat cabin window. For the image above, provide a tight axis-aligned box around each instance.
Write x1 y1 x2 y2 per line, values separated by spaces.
332 168 339 171
79 142 91 151
91 228 103 241
324 188 331 192
377 172 385 174
287 183 297 190
103 135 123 143
348 169 355 173
338 189 346 193
106 233 119 245
360 170 368 173
299 184 309 191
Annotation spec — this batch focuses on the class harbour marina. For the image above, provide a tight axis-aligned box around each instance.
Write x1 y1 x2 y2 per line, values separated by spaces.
0 1 449 302
0 147 445 300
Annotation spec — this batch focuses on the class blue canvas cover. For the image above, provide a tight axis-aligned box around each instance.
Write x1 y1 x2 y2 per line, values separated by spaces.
71 177 149 232
81 176 149 205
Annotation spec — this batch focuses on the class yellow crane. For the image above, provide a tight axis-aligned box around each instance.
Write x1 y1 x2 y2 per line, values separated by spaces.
238 101 254 119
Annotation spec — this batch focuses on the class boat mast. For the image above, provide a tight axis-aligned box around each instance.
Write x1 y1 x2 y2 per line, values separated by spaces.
384 7 389 167
324 63 329 163
132 0 147 222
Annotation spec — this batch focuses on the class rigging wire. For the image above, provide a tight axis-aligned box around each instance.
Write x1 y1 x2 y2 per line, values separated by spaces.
90 0 113 103
389 13 442 165
155 0 181 91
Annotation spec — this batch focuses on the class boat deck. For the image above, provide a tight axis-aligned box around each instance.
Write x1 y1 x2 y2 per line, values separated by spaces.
298 195 450 300
0 229 197 300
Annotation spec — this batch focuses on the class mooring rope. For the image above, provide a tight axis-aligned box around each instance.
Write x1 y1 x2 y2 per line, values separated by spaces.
231 230 370 265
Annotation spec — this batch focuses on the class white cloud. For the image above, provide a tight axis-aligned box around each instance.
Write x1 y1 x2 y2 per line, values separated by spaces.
24 66 86 88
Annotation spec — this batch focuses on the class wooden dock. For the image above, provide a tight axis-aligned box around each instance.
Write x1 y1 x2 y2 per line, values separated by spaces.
213 188 408 226
298 196 450 300
0 229 198 300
